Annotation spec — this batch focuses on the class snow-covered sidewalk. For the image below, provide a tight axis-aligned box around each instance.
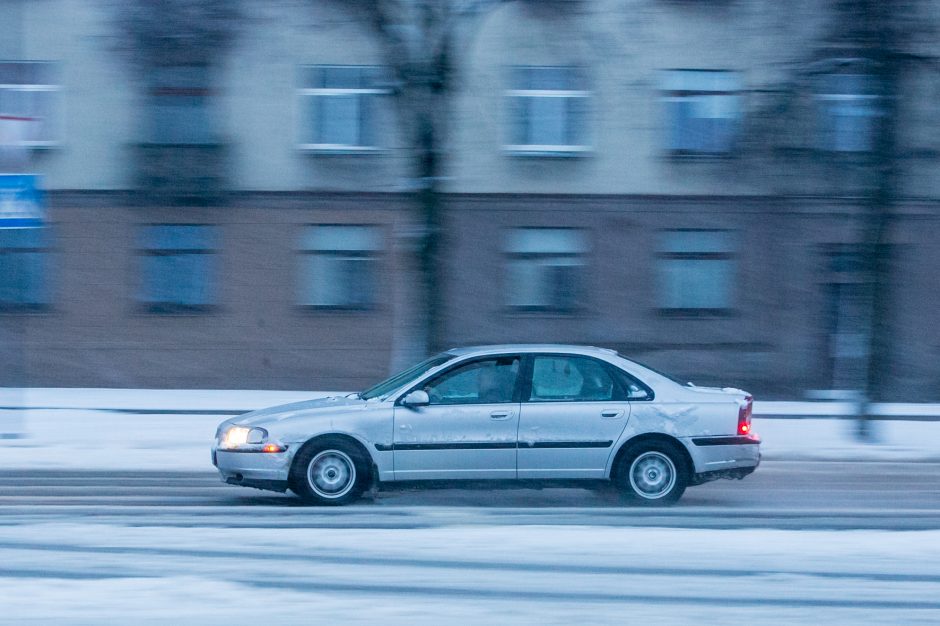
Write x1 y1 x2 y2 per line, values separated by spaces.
1 389 939 471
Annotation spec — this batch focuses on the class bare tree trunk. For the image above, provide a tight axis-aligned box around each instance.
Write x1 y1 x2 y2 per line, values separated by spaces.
857 0 900 440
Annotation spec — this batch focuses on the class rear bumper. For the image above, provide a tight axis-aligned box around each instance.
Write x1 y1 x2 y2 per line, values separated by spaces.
682 434 761 475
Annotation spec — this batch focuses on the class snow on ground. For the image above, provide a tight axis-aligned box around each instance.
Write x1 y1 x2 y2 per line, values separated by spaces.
1 389 940 469
0 523 938 624
2 391 939 624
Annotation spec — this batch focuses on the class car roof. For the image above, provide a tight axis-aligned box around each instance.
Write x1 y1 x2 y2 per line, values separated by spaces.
444 344 619 358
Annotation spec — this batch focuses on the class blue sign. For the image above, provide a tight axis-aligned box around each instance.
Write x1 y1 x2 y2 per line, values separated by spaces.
0 174 44 229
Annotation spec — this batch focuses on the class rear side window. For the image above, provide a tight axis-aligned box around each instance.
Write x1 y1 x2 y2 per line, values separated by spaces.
609 365 654 400
529 356 618 402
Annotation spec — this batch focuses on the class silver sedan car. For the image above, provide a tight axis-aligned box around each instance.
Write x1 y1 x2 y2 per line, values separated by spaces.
213 344 760 506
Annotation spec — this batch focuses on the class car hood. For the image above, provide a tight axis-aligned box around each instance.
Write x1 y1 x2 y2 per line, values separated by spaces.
223 395 372 428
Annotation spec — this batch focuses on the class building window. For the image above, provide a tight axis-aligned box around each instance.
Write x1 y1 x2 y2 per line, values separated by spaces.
662 70 740 156
148 65 215 144
816 74 880 152
0 227 50 310
139 225 217 312
0 61 60 146
299 225 381 309
657 229 735 315
298 66 389 152
505 228 588 312
505 66 590 156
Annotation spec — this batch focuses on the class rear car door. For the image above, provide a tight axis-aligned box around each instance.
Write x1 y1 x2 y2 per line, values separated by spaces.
517 354 633 479
392 355 522 480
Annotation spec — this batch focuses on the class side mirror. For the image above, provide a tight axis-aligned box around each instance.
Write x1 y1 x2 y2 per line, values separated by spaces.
400 390 430 407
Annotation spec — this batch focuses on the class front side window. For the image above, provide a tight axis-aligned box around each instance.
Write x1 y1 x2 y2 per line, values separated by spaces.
657 229 735 315
299 65 389 151
662 70 740 156
505 228 588 312
299 225 381 309
816 73 880 152
529 356 619 402
0 61 60 146
505 66 589 155
148 65 214 144
423 356 521 405
0 227 50 310
139 225 217 312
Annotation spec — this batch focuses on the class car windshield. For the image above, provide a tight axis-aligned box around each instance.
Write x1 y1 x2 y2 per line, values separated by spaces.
619 353 693 387
359 354 455 400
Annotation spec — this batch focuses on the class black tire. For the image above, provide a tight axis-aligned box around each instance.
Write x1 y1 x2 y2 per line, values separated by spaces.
614 441 688 506
288 437 370 506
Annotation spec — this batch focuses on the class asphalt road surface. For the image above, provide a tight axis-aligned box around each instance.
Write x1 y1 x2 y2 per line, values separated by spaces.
1 460 938 530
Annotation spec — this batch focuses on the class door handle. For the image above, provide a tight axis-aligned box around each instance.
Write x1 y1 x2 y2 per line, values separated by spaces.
601 410 624 418
490 410 513 420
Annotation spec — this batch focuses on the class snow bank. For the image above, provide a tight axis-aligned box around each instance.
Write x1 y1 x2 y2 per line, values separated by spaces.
1 389 939 470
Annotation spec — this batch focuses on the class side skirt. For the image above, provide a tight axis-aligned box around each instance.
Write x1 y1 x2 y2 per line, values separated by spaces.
374 478 613 492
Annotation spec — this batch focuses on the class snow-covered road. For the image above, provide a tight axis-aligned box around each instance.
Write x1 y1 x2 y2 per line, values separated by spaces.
1 521 939 625
1 462 938 623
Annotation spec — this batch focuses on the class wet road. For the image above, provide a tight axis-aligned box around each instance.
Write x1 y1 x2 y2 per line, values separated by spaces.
1 460 938 530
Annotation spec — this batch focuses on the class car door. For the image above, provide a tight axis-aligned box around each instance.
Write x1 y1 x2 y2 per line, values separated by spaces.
517 354 633 479
392 355 522 481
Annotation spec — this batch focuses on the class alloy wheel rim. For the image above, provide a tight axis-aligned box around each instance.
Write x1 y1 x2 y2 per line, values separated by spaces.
628 451 677 499
307 450 356 499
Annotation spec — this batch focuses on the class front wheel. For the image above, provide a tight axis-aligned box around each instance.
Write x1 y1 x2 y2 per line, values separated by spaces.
615 442 688 506
289 438 369 505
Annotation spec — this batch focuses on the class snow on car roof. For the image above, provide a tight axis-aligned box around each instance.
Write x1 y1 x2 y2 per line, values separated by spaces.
444 344 618 357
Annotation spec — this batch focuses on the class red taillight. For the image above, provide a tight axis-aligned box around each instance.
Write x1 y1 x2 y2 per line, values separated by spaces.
738 395 753 436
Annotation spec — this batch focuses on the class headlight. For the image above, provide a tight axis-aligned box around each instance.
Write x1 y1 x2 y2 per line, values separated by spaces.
221 426 250 448
220 426 269 449
247 427 268 444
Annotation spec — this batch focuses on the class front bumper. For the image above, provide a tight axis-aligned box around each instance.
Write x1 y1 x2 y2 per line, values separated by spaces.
213 446 292 492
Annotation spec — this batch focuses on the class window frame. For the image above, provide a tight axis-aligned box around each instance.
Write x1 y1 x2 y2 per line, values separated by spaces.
0 227 52 312
504 227 588 314
137 224 218 314
504 66 591 157
656 228 737 317
520 353 654 404
814 73 881 154
146 64 216 145
661 69 742 158
0 60 61 148
297 224 383 312
297 65 390 154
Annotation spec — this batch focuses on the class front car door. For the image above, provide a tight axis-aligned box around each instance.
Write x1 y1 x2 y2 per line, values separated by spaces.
518 354 640 479
392 355 522 481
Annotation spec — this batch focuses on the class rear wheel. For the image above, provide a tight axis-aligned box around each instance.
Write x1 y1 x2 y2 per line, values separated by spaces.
289 438 369 505
615 441 688 506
